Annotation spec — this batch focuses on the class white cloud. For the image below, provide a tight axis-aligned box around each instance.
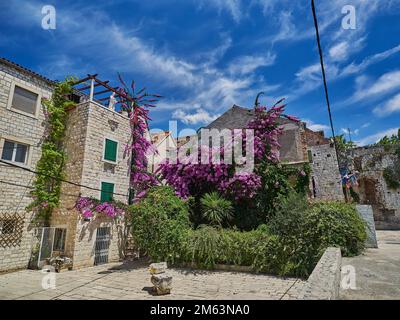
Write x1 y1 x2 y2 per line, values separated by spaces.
304 119 330 133
197 0 242 22
329 42 350 61
341 128 359 136
373 93 400 117
356 128 400 146
341 44 400 76
329 38 366 62
227 52 276 75
173 108 220 125
350 70 400 103
361 122 371 129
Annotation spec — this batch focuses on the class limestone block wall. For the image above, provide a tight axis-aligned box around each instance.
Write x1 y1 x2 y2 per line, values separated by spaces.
310 144 344 201
0 61 53 272
301 247 342 300
278 121 308 163
53 101 131 269
50 102 89 260
346 145 400 229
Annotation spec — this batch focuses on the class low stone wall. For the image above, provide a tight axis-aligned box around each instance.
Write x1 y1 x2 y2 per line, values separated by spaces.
301 247 342 300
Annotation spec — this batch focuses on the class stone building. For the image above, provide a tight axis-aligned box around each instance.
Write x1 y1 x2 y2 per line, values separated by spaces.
0 58 53 272
50 100 131 269
344 145 400 229
0 58 132 272
202 105 343 201
149 130 177 173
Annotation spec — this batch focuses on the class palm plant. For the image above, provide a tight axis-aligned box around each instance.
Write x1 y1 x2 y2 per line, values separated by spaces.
200 192 234 226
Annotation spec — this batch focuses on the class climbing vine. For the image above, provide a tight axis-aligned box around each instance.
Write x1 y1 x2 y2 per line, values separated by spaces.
28 78 76 224
383 147 400 189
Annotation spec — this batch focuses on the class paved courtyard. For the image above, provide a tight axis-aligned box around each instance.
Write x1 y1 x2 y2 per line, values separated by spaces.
340 230 400 300
0 259 304 300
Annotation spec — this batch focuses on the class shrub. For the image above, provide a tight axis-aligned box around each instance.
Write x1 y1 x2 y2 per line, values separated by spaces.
129 186 190 264
130 187 366 278
200 192 233 226
267 195 366 276
185 225 222 268
305 201 366 257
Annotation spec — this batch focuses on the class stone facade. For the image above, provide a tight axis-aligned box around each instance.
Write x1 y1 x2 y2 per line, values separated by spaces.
52 101 131 269
345 145 400 229
0 59 132 271
309 143 344 201
149 131 177 173
0 59 53 272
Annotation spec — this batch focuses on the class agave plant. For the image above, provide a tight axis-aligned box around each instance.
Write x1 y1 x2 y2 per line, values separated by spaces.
200 192 234 226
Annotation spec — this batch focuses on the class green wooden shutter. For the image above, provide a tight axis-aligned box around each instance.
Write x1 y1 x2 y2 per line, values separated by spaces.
104 139 118 162
100 182 115 202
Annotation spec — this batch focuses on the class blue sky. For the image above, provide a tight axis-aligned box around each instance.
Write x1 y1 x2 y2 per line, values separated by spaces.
1 0 400 145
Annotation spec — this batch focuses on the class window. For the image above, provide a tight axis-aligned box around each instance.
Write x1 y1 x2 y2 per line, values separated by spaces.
100 182 115 202
103 138 118 163
11 85 39 115
307 150 313 163
0 219 17 235
1 140 29 164
53 228 66 251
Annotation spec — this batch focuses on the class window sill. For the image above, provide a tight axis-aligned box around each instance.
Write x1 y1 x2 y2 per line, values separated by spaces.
0 159 30 169
102 159 118 165
8 107 39 120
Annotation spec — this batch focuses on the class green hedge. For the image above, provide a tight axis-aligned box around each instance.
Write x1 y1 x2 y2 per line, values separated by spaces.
129 187 366 277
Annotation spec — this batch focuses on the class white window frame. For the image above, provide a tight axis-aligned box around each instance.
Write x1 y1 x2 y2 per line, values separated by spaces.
102 136 119 164
0 137 31 166
7 81 42 119
99 179 117 202
52 227 67 252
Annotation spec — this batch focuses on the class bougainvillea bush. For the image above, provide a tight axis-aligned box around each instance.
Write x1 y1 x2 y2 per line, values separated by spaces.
117 75 161 202
75 197 126 219
157 102 309 228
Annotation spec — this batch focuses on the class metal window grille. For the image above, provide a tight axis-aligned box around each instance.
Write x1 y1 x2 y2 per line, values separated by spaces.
94 227 110 265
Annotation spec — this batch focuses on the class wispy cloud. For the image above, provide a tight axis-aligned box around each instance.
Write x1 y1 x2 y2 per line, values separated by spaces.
227 52 276 75
304 119 330 133
173 108 220 125
356 127 400 146
347 70 400 104
197 0 242 23
373 93 400 117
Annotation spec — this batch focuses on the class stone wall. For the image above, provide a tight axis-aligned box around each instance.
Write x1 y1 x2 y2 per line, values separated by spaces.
301 247 342 300
278 121 308 163
52 101 131 269
305 128 330 147
345 145 400 229
0 61 53 272
310 143 344 201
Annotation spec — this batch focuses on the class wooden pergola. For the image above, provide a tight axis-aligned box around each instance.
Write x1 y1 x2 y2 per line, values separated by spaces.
72 74 136 111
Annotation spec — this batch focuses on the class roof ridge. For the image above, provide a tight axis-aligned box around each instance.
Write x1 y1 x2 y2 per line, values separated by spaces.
0 57 55 85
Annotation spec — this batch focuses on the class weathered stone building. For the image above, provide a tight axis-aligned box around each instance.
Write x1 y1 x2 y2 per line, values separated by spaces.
0 58 53 272
50 100 131 269
344 145 400 229
203 105 343 201
0 58 132 271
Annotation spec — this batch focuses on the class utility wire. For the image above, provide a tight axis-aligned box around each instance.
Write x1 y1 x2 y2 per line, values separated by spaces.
0 179 82 198
0 159 128 197
311 0 341 169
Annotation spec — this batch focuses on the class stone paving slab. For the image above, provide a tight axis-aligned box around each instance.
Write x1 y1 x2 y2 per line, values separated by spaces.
0 260 305 300
340 231 400 300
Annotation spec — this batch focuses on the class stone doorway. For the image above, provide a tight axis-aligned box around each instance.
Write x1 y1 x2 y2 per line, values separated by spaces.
359 178 378 205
